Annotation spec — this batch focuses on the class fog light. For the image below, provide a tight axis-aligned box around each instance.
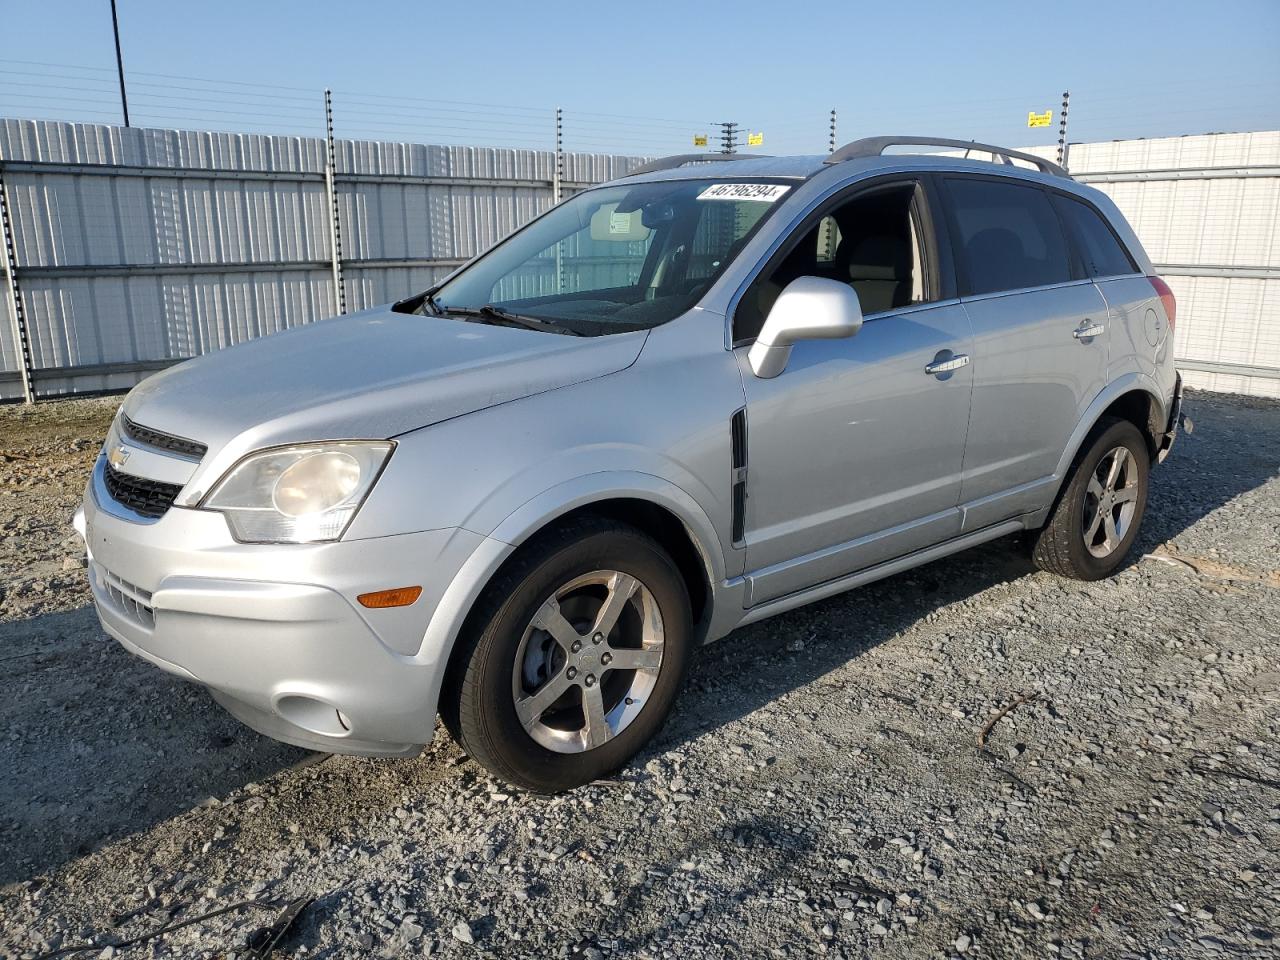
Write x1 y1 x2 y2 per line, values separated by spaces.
357 585 422 608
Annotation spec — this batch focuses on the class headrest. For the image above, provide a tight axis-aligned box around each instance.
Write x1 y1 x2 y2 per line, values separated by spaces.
839 234 910 282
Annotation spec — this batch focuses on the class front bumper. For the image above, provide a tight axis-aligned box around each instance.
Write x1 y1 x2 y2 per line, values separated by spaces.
78 457 487 755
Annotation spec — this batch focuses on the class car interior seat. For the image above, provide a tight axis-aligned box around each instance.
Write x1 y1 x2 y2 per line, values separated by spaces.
836 233 913 315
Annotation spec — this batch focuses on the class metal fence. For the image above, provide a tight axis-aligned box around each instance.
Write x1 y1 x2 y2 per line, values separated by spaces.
0 117 648 400
2 120 1278 401
1064 132 1280 398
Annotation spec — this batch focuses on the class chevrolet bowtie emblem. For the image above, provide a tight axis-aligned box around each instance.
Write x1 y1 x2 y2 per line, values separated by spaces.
107 444 132 469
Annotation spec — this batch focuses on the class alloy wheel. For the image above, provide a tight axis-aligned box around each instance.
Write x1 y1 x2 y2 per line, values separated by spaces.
1082 446 1140 558
511 570 665 754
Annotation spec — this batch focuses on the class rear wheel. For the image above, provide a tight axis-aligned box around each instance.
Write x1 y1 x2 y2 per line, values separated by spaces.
1031 417 1150 581
442 518 692 793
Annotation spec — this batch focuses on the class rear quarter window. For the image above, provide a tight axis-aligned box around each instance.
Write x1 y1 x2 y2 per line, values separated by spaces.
1052 193 1138 278
944 177 1074 296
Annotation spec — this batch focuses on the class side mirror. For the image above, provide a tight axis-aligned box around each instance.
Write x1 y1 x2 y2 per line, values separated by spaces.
747 276 863 378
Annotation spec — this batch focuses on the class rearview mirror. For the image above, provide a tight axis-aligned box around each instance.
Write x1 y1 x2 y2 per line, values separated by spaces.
748 276 863 378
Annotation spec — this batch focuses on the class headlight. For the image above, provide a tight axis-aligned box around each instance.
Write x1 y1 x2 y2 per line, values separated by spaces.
200 441 394 543
103 413 123 455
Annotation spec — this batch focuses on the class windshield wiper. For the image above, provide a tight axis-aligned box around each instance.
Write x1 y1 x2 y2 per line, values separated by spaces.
449 304 583 336
482 305 580 335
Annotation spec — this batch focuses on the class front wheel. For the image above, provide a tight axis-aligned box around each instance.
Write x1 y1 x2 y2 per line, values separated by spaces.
1031 416 1150 581
442 518 693 793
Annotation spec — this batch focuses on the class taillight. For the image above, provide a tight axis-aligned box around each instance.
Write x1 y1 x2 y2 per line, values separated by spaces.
1148 275 1176 331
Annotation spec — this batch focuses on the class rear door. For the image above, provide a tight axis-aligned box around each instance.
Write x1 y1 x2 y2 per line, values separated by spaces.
940 175 1109 531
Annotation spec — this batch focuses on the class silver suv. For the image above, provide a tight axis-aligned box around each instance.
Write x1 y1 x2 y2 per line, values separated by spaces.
77 136 1186 792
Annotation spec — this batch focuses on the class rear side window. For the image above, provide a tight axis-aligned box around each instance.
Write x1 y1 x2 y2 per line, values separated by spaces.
944 178 1073 296
1052 193 1137 278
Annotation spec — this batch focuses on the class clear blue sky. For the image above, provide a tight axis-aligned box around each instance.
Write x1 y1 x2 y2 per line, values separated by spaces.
3 0 1278 156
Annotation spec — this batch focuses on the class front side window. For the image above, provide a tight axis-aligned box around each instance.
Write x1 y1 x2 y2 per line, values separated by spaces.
815 215 842 268
944 178 1073 296
423 179 790 336
735 182 931 342
1052 193 1137 278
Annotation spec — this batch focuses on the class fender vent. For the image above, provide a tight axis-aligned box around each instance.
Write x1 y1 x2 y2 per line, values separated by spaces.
730 408 747 545
731 407 747 470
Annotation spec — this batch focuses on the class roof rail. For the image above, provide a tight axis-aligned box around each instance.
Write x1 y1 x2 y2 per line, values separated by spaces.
621 153 771 178
825 136 1069 178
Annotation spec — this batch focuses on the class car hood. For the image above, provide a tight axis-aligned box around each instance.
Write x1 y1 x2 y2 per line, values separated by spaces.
122 306 645 494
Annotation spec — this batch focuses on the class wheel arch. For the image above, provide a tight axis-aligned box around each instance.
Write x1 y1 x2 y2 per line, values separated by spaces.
416 475 726 728
1097 389 1163 463
537 499 714 632
485 474 725 614
1030 375 1165 530
1056 375 1165 478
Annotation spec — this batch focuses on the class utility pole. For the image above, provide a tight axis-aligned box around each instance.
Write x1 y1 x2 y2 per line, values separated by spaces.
109 0 130 127
829 109 837 153
553 107 564 293
0 168 34 403
719 121 738 155
552 107 563 205
323 89 346 314
1057 90 1070 170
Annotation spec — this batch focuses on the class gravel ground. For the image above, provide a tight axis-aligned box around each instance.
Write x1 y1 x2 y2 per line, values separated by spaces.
1 389 1278 960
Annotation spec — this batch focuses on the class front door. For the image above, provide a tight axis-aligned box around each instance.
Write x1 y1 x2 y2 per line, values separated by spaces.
734 179 975 606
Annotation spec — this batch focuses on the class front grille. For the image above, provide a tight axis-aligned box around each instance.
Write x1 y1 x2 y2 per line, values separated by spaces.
121 415 207 460
103 461 182 519
93 562 155 629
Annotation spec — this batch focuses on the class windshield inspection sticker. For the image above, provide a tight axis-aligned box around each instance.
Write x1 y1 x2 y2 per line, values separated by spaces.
698 183 791 203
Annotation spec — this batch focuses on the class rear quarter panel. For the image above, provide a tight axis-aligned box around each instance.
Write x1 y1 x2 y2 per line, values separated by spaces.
1095 275 1177 411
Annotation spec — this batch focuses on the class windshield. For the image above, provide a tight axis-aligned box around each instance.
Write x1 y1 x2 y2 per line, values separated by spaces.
422 179 793 336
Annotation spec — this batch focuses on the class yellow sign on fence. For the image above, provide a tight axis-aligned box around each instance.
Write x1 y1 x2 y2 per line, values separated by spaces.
1028 110 1053 128
692 134 708 147
747 131 764 147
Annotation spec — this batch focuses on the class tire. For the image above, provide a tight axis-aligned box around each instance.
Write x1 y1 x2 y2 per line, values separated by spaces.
1031 416 1150 581
441 517 693 793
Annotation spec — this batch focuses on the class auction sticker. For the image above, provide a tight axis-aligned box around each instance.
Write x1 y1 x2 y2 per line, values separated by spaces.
698 183 791 203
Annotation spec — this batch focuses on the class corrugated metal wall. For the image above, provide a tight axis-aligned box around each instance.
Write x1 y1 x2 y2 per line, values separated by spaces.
2 120 1278 400
0 119 642 399
1038 132 1280 398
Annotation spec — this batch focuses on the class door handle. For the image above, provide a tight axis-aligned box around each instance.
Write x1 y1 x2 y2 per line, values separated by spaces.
924 353 970 376
1073 321 1106 340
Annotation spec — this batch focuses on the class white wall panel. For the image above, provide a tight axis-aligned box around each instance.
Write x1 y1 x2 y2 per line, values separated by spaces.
1064 132 1280 397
